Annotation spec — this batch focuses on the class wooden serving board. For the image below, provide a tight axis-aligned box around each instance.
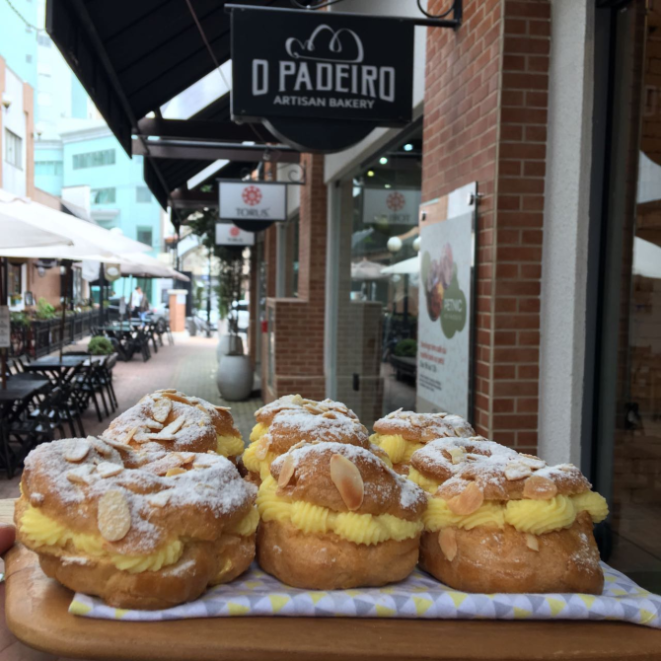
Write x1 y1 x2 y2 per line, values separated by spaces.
3 499 661 661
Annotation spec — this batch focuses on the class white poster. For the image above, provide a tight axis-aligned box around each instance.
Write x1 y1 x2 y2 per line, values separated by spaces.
417 211 473 419
215 223 255 247
219 182 287 222
0 306 10 349
363 188 421 226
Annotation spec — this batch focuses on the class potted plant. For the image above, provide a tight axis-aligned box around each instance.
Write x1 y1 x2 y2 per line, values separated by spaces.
88 335 115 356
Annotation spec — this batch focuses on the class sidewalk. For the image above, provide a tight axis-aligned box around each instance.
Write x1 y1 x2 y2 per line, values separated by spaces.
0 333 262 499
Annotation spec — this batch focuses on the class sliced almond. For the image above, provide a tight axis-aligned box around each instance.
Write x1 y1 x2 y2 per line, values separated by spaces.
90 439 111 457
64 439 90 463
255 438 271 460
523 475 558 500
165 467 186 477
99 437 133 453
145 433 176 442
215 405 231 412
519 455 546 470
322 411 337 419
96 462 124 479
97 490 132 542
123 426 139 443
439 528 458 562
156 388 177 393
277 454 296 487
176 452 195 465
304 404 323 415
132 432 151 444
143 420 164 430
143 454 186 476
152 397 172 423
148 491 172 508
164 392 191 405
447 481 484 515
448 447 466 465
504 462 533 481
525 533 539 552
330 454 364 511
159 416 186 437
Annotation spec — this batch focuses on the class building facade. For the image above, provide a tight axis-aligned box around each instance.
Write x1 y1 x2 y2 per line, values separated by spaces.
249 0 660 591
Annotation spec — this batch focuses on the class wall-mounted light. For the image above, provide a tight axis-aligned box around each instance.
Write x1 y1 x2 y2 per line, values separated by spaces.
35 122 45 139
379 156 388 165
403 143 414 152
385 184 392 189
387 236 402 253
413 236 421 252
37 266 46 278
367 170 375 177
1 93 13 109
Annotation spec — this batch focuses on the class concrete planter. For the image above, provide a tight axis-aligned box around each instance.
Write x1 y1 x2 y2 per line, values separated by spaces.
217 334 244 361
216 354 253 401
186 318 197 336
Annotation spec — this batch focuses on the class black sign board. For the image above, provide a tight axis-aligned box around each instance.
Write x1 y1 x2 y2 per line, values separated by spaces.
230 6 414 153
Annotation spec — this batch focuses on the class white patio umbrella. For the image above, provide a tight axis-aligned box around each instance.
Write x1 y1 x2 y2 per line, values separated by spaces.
117 252 190 282
0 209 74 250
0 192 150 260
381 256 420 275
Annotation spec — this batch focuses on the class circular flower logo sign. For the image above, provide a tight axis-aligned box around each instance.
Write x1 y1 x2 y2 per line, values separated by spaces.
241 185 262 207
230 226 240 237
386 191 405 212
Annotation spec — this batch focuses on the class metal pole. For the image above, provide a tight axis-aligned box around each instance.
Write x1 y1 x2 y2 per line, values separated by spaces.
59 262 70 361
206 245 212 338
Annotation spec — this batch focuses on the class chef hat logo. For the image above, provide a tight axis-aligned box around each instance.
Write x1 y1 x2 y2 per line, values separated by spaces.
285 25 364 63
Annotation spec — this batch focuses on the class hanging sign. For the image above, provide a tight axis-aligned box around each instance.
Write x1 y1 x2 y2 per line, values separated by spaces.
219 181 287 224
0 306 10 349
229 5 414 152
363 188 422 226
417 184 477 420
216 223 255 247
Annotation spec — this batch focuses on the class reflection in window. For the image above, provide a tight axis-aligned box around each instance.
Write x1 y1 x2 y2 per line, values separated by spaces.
136 186 152 203
35 160 63 176
91 187 116 204
137 227 153 248
73 149 115 169
4 129 22 169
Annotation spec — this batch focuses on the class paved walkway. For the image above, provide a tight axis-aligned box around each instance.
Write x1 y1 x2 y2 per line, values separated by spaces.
0 333 262 499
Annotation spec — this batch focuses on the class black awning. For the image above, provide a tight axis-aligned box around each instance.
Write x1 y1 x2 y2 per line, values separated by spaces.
47 0 288 155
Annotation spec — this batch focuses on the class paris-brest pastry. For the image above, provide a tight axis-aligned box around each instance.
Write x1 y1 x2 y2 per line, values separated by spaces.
249 395 358 442
409 437 609 594
256 441 427 589
242 399 376 484
370 410 476 472
15 437 258 609
103 389 245 461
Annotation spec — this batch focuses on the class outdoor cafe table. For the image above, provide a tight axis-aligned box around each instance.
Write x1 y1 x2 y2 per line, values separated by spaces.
23 355 87 387
1 500 660 661
0 376 50 477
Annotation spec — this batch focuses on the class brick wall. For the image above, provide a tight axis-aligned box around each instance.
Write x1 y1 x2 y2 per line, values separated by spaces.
422 0 550 452
263 153 327 402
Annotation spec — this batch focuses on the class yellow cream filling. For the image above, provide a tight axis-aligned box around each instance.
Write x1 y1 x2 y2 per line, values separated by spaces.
242 439 279 480
249 422 269 443
226 506 260 537
423 491 608 536
216 434 245 458
408 467 440 494
257 476 422 546
370 433 423 465
20 501 258 573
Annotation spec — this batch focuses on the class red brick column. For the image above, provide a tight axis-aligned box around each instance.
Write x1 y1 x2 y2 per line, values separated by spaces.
263 153 327 402
422 0 550 453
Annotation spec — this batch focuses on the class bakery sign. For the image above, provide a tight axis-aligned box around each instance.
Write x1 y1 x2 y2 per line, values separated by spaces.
363 188 422 227
219 182 287 223
229 5 414 152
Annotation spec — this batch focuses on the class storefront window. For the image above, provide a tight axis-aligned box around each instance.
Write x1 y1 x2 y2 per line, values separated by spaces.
593 1 661 592
333 129 422 426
